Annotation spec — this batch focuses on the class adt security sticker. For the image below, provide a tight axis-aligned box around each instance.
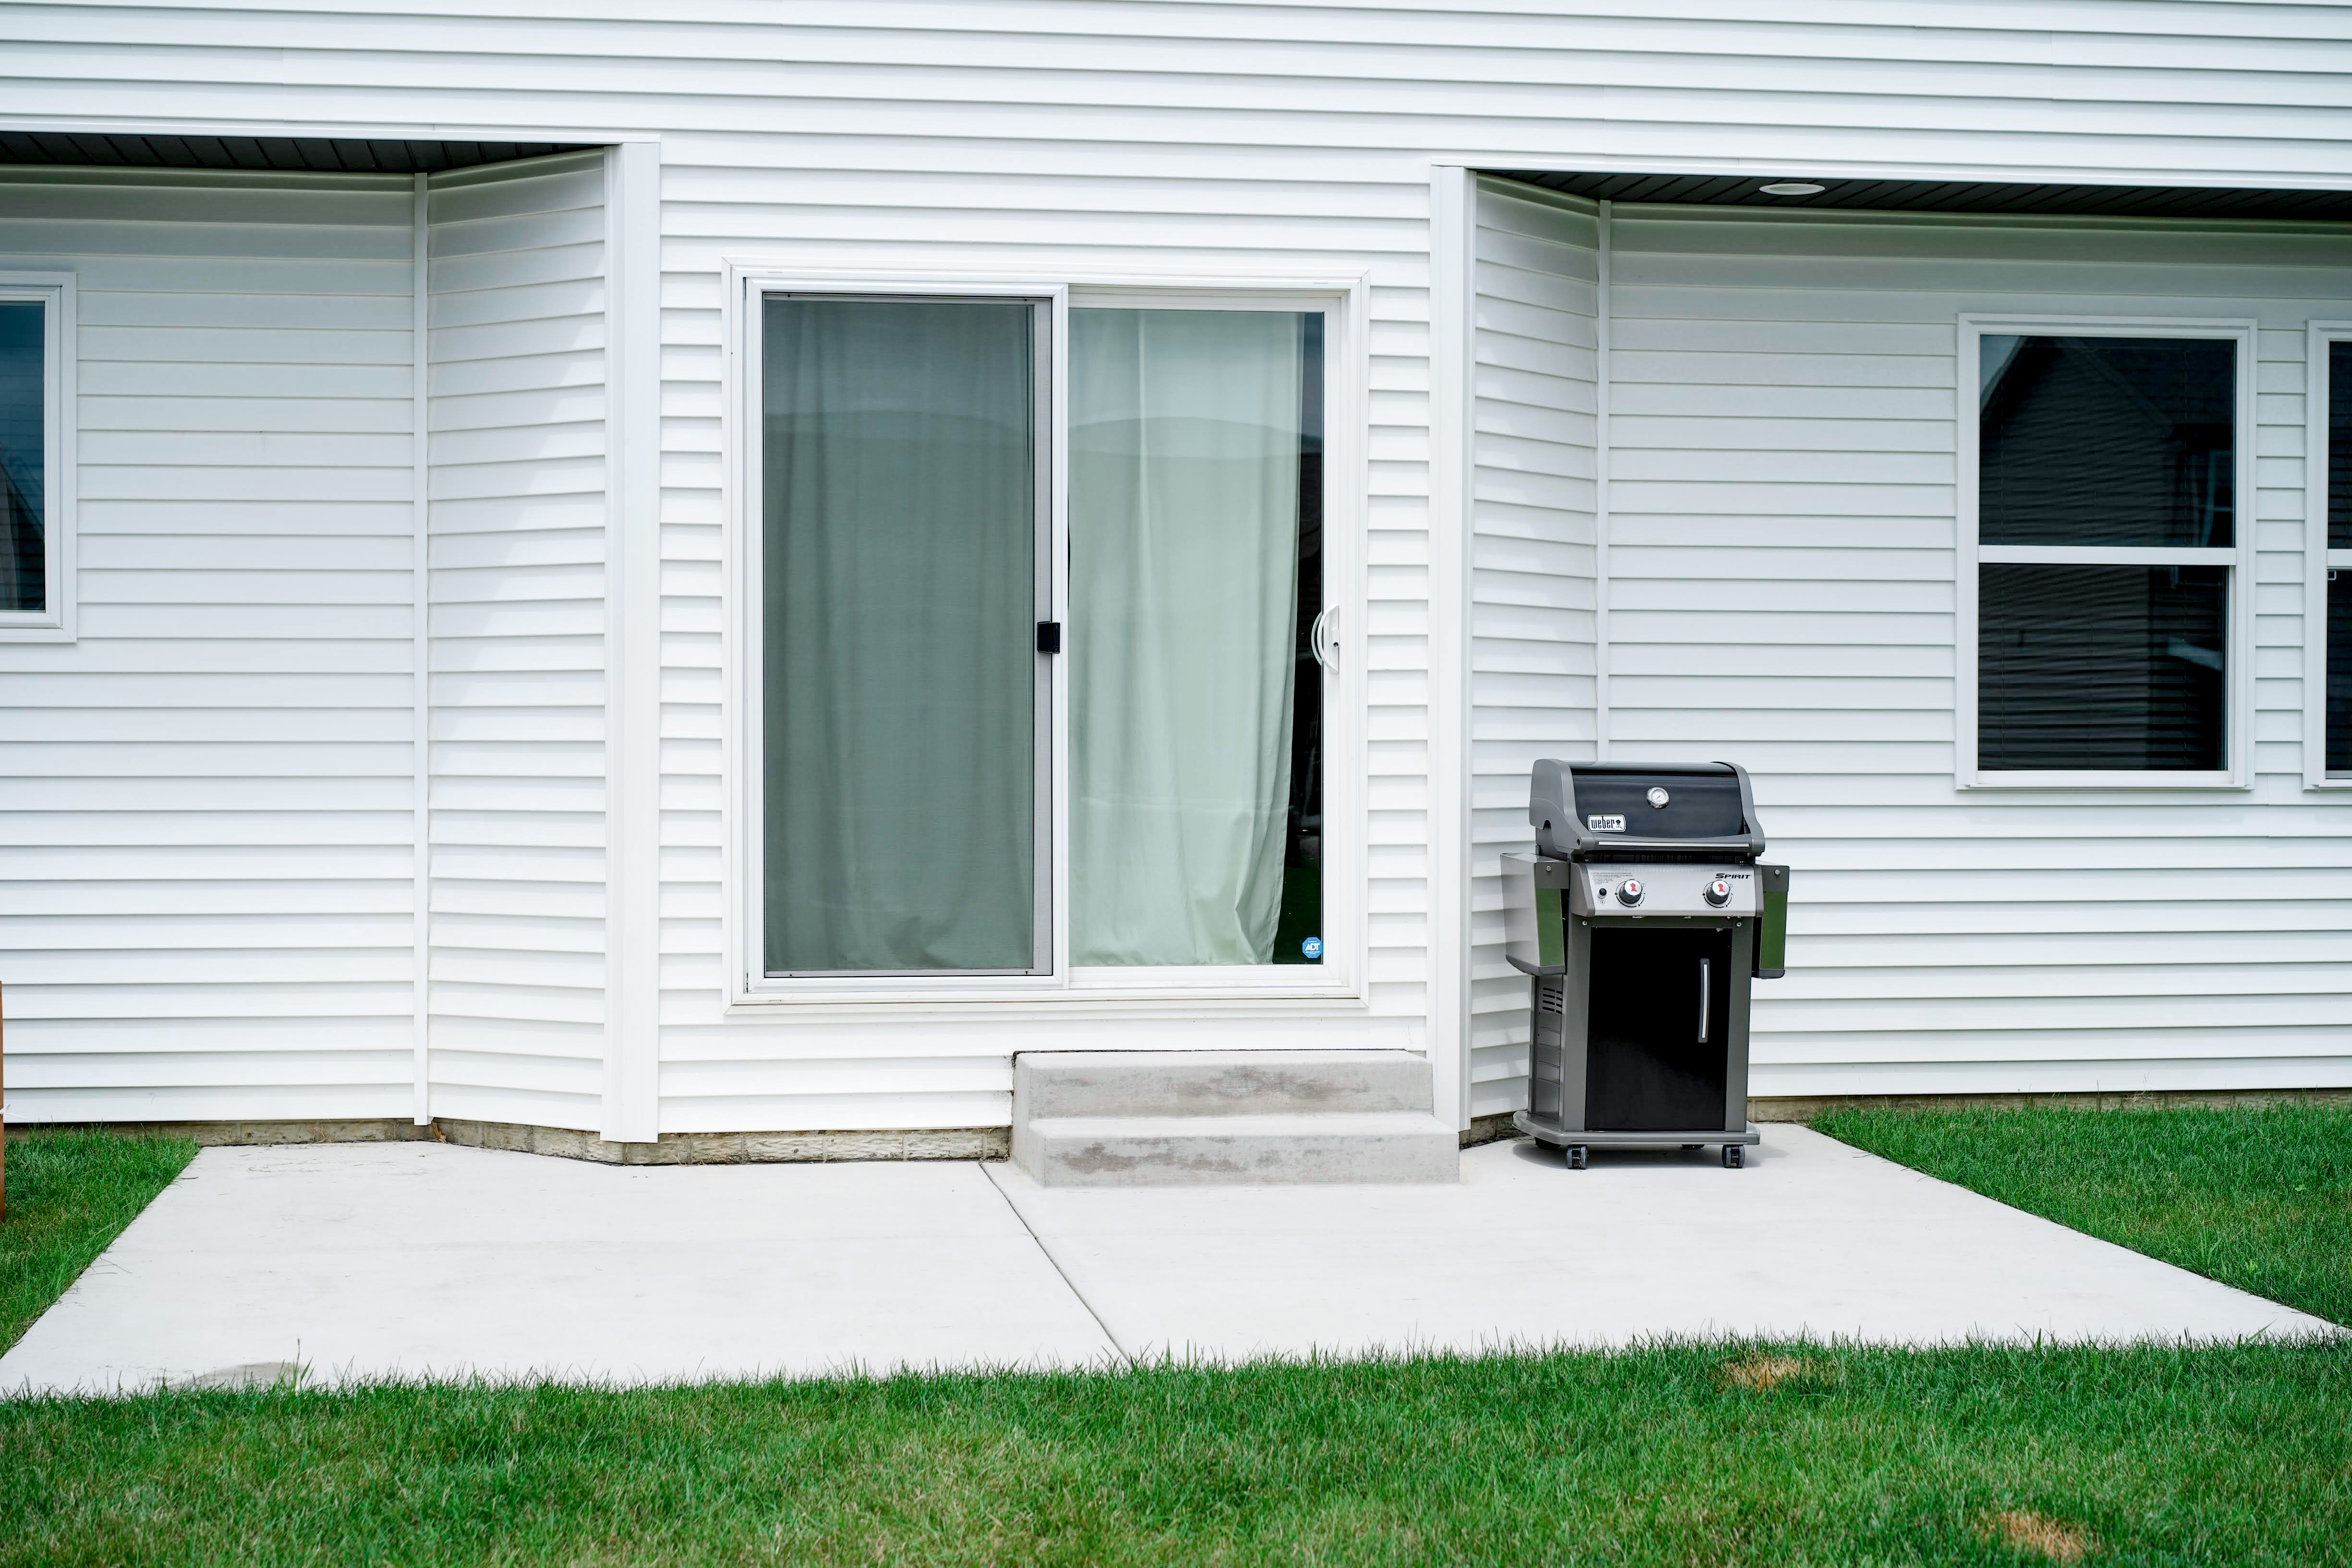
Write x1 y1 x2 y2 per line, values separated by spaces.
1301 936 1323 959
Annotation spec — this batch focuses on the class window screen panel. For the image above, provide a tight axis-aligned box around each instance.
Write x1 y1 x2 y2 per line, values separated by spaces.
0 300 41 615
1978 564 2227 771
1979 335 2235 548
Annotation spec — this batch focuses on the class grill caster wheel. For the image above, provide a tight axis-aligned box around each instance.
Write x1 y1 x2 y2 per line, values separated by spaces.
1722 1145 1745 1169
1567 1145 1588 1170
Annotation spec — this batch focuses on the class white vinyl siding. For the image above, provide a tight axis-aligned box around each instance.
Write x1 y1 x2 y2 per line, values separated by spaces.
424 153 609 1132
1467 178 1598 1119
3 2 2352 1132
0 166 419 1122
1593 202 2352 1098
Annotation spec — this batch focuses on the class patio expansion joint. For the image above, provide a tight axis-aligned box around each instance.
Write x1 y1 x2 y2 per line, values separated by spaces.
980 1161 1134 1367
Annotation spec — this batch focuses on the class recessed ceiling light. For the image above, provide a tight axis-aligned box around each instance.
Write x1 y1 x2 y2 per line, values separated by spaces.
1758 181 1827 196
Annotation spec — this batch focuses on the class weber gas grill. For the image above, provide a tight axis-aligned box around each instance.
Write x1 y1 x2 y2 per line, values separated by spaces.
1502 761 1790 1169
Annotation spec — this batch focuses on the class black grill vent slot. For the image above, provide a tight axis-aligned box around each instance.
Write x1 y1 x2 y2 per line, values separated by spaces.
1536 977 1566 1015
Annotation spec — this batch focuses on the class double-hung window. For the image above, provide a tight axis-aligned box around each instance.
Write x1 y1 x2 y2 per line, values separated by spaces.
1960 317 2254 786
2307 325 2352 787
0 274 72 640
740 282 1347 998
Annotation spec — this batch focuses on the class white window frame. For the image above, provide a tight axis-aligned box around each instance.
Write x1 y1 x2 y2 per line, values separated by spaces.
1957 314 2256 790
725 267 1368 1008
2304 321 2352 790
0 272 75 641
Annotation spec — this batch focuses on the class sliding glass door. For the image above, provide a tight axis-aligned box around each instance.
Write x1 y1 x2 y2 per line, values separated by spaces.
754 289 1329 987
759 296 1048 975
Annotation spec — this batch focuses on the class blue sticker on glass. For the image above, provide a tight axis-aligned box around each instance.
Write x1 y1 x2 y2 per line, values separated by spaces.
1301 936 1323 959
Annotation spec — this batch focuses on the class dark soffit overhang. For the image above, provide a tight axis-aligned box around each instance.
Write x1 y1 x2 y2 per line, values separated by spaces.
1495 169 2352 224
0 130 590 175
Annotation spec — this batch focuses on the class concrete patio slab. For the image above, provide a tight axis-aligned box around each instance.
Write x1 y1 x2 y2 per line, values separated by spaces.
0 1126 2330 1396
988 1127 2334 1358
0 1142 1121 1393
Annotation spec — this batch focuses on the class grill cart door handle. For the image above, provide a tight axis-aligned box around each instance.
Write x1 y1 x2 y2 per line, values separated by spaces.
1696 958 1710 1043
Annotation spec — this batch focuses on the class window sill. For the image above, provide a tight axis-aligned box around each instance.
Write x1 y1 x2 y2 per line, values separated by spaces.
1960 770 2248 790
0 620 73 643
723 986 1368 1021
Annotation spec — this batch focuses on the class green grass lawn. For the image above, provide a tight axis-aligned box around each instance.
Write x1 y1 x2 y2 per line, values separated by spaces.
1 1117 2347 1565
1 1131 197 1355
1812 1103 2352 1328
2 1342 2347 1565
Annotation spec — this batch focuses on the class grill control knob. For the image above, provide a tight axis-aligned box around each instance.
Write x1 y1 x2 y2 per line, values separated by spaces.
1703 877 1732 908
1616 878 1643 907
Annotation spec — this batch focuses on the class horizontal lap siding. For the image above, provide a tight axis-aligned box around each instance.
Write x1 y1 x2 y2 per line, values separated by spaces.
6 3 2352 1132
1468 179 1597 1119
1601 206 2352 1097
0 168 419 1122
425 154 608 1131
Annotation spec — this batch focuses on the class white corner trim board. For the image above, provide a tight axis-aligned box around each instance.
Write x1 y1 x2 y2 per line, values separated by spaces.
604 140 665 1145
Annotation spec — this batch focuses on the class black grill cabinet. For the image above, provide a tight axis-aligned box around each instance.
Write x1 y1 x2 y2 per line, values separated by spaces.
1503 760 1790 1169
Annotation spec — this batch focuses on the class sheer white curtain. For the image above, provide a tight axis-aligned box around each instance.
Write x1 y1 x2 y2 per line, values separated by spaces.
1069 309 1304 966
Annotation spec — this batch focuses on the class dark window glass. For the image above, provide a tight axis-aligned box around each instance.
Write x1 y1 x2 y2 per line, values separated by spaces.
2333 343 2352 775
1980 335 2235 547
0 300 42 614
2330 573 2352 776
1979 565 2226 771
2331 341 2352 552
1275 311 1325 964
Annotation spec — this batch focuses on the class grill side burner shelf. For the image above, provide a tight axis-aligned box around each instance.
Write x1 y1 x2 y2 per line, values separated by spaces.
1503 760 1790 1170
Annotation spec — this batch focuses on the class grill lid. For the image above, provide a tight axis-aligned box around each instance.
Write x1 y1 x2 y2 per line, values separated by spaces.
1528 760 1765 862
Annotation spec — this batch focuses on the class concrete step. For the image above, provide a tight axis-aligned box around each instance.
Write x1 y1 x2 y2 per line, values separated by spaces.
1014 1112 1459 1187
1013 1049 1433 1120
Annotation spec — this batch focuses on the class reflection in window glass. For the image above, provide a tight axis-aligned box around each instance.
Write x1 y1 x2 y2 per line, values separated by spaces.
0 301 42 614
2330 573 2352 777
2333 342 2352 777
1979 335 2235 547
1068 309 1323 966
1979 565 2227 771
2332 341 2352 552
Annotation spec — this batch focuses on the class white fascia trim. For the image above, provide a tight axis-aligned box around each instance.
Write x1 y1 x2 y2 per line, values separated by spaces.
0 273 75 643
0 113 658 145
1957 314 2257 791
1430 155 2352 201
2306 322 2352 790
